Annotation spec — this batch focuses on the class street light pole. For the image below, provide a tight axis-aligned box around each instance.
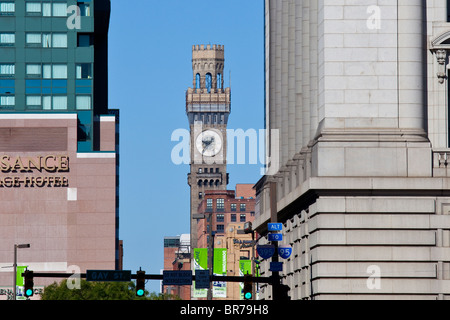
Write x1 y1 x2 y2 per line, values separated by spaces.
207 213 215 301
13 244 30 300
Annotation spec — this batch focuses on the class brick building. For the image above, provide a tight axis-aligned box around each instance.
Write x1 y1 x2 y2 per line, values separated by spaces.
195 184 257 300
162 234 191 300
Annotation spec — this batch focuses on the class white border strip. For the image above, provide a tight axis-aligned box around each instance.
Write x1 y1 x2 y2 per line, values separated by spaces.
77 153 116 159
0 262 68 272
0 114 77 120
100 116 116 122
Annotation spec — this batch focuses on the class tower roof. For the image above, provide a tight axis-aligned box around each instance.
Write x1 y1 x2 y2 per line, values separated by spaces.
192 44 225 61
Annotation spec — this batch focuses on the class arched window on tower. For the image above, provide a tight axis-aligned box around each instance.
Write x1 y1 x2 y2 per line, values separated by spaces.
196 73 200 91
205 73 212 93
217 73 222 89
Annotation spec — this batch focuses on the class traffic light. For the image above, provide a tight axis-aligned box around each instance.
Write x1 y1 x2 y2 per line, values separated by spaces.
23 270 34 297
274 284 290 300
243 274 253 300
136 270 146 297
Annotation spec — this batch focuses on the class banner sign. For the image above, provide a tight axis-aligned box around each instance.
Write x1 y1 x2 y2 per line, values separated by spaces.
192 248 227 298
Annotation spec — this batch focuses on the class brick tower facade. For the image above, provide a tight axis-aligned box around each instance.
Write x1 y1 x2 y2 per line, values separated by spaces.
186 44 231 249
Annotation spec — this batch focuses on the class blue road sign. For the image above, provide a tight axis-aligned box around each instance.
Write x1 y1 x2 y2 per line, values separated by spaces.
278 245 293 259
268 223 283 231
86 270 131 282
195 270 210 289
163 270 193 286
268 233 283 242
256 245 275 260
269 262 283 272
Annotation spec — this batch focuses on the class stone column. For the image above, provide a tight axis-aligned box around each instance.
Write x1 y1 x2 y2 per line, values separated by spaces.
397 0 426 131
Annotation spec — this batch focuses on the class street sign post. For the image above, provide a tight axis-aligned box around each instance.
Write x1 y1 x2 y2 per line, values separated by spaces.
278 245 293 259
163 270 193 286
268 223 283 231
86 270 131 282
256 245 276 260
268 233 283 242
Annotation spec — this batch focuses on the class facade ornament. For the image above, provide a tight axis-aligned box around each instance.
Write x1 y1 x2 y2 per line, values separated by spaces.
435 49 448 84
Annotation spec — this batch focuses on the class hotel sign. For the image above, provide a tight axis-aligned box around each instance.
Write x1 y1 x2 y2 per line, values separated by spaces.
0 155 70 188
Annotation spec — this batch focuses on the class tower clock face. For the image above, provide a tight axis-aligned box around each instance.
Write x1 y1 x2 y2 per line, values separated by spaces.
196 130 222 157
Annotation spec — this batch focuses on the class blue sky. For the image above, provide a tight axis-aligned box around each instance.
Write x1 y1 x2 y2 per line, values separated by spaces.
108 0 264 293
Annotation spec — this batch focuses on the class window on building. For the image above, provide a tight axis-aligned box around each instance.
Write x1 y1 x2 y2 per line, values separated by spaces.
52 33 67 48
0 95 14 108
52 65 67 79
42 64 52 78
76 64 92 79
216 225 224 233
240 250 250 260
447 0 450 22
164 238 180 248
0 64 14 77
52 2 67 16
205 73 212 93
25 33 67 48
52 96 67 110
240 203 246 212
76 95 91 110
26 64 41 78
217 73 222 89
26 96 41 108
42 33 52 48
26 33 42 46
216 198 224 211
198 192 203 199
216 214 224 223
26 2 41 14
240 214 246 222
0 2 15 15
78 34 93 47
196 73 200 90
0 33 14 46
42 3 51 16
78 2 91 16
26 64 68 79
206 198 213 210
231 203 237 212
231 214 236 222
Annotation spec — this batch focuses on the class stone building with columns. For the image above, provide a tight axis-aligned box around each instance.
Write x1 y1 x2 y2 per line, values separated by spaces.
254 0 450 300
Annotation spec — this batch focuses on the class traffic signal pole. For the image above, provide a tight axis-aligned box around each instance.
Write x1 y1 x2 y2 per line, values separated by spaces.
26 272 272 284
269 181 282 301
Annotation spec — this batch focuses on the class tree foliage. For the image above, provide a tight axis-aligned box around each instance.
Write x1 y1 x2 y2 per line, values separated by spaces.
40 279 179 300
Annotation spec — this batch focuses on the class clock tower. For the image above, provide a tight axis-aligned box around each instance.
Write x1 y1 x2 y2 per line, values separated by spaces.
186 44 231 249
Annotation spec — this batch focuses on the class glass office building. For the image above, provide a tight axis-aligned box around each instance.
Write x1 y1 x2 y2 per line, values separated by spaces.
0 0 111 152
